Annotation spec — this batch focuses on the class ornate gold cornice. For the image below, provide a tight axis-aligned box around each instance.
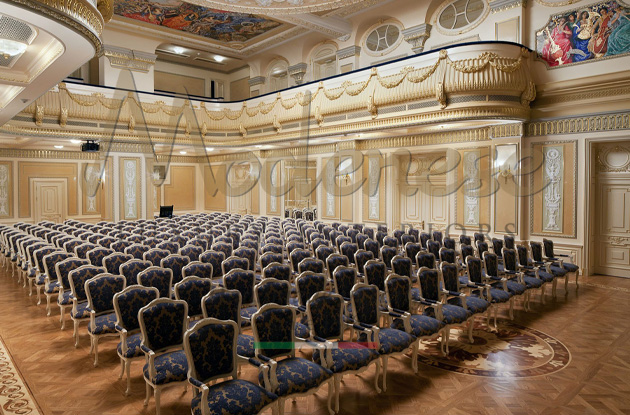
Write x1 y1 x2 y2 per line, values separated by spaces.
0 148 100 160
526 111 630 136
489 122 524 138
103 45 157 73
10 0 104 55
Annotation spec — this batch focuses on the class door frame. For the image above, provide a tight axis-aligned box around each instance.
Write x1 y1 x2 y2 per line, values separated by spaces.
31 178 68 223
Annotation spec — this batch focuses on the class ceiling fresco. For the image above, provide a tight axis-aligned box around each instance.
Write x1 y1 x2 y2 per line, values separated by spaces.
113 0 282 42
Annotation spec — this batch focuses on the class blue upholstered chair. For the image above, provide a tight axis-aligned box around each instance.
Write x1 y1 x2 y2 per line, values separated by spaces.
392 255 415 281
315 245 335 264
504 235 515 250
385 274 445 354
160 254 190 286
441 262 490 330
31 246 61 301
85 273 126 365
325 254 348 280
289 248 311 274
416 267 471 354
382 236 398 250
308 291 381 411
41 250 73 314
364 259 387 295
432 230 444 246
460 235 472 246
174 276 214 325
426 240 441 262
260 252 283 271
516 245 554 304
111 240 133 253
464 256 509 329
491 238 504 262
221 255 249 276
483 252 525 319
262 262 292 282
125 244 151 259
119 259 152 286
503 248 540 311
86 247 114 267
68 265 106 347
113 285 159 395
443 237 457 251
255 278 291 308
298 257 325 274
74 243 96 259
183 318 279 415
233 246 257 272
55 258 89 330
211 241 233 259
202 287 255 368
156 241 179 255
223 268 257 323
439 248 458 265
261 243 283 255
354 249 374 278
199 250 225 279
350 283 416 392
543 238 579 292
103 252 133 275
380 246 397 270
138 298 189 415
251 304 334 415
182 261 213 280
419 232 431 249
137 266 173 299
179 244 203 263
404 242 422 263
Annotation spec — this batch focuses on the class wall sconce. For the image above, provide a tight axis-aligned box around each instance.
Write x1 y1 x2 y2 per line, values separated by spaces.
342 172 350 185
497 165 513 183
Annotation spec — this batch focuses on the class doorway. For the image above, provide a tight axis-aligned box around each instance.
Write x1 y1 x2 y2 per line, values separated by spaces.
32 179 67 223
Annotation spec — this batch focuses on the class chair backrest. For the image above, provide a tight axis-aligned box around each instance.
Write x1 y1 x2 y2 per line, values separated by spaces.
384 274 412 313
503 248 518 273
221 255 249 275
111 240 132 253
476 241 489 258
459 235 472 246
439 248 457 264
516 245 530 267
542 239 555 258
483 252 500 278
43 251 73 280
103 253 134 275
182 261 213 280
432 230 443 245
139 298 188 352
255 278 291 307
350 283 380 326
233 246 257 272
85 273 126 315
69 265 106 302
295 272 326 307
382 236 398 249
261 242 283 254
125 244 150 260
199 250 225 278
211 242 233 258
504 235 515 250
417 267 440 302
420 232 431 249
157 241 180 255
298 257 325 274
460 245 475 262
137 266 173 298
119 259 152 287
401 233 416 246
262 262 291 281
289 248 311 273
466 256 484 284
364 239 379 259
113 285 159 332
491 238 504 257
202 287 241 325
55 258 89 291
391 255 413 278
441 262 460 292
443 237 456 250
251 304 296 359
426 240 440 259
160 254 191 285
174 276 214 318
183 318 239 385
380 246 397 269
86 247 113 267
332 265 357 299
404 242 422 262
223 269 256 306
474 232 485 243
356 233 369 250
179 245 203 262
75 243 97 259
307 291 344 340
354 249 374 275
530 241 544 262
364 259 386 292
260 252 283 270
34 247 61 273
63 239 83 255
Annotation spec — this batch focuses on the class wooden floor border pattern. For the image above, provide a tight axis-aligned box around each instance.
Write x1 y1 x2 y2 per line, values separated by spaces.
0 336 42 415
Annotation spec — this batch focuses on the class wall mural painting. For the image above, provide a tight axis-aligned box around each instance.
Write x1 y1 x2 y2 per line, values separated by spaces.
114 0 282 42
536 1 630 67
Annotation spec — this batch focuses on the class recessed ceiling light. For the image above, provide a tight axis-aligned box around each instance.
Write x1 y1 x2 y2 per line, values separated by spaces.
214 55 226 62
179 151 187 155
173 46 185 54
255 145 263 148
54 145 63 149
70 139 81 144
206 147 214 151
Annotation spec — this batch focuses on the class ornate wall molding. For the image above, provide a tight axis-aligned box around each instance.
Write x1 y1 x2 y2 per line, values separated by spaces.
489 122 524 138
336 45 361 60
489 0 526 13
288 63 308 85
402 24 432 54
541 145 563 232
526 112 630 136
103 45 157 73
248 76 266 87
597 144 630 173
0 162 12 218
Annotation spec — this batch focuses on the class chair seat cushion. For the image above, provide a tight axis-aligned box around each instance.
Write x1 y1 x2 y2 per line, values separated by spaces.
473 288 511 303
458 276 468 286
143 350 188 385
240 306 258 324
366 328 415 354
294 322 310 339
237 334 255 358
191 379 277 415
527 270 554 283
58 291 72 306
392 315 443 338
550 265 567 277
45 281 59 294
35 274 47 285
523 276 544 289
117 332 143 358
563 263 579 273
88 313 117 335
257 357 331 396
424 304 471 325
504 280 527 295
71 302 90 319
313 344 379 373
447 296 489 314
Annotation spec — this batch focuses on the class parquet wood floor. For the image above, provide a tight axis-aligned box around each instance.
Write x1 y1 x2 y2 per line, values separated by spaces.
1 269 630 415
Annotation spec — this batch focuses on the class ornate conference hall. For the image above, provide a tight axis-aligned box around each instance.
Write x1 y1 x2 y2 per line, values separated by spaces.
0 0 629 414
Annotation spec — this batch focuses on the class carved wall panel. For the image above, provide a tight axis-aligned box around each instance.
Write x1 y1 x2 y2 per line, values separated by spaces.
204 164 227 211
119 157 140 220
82 162 102 215
455 147 491 231
0 162 12 218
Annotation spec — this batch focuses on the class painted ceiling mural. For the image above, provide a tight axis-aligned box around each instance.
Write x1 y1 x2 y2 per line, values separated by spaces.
113 0 282 42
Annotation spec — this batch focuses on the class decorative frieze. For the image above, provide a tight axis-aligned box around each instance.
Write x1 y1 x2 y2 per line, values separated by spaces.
103 45 157 73
336 46 361 60
402 24 432 54
489 0 526 13
248 76 266 87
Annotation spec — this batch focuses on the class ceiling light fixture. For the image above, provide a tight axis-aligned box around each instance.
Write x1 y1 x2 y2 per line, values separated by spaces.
70 139 82 144
0 39 28 58
179 151 187 154
255 145 263 148
206 147 214 151
54 145 64 149
173 46 185 54
214 55 226 62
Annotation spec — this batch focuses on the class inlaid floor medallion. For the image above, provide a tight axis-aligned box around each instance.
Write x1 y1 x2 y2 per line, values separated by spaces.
0 337 41 415
416 321 571 377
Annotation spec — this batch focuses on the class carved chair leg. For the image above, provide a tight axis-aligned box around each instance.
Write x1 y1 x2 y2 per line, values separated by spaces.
374 358 382 392
381 356 388 392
